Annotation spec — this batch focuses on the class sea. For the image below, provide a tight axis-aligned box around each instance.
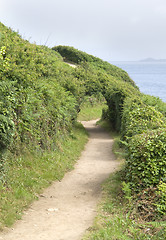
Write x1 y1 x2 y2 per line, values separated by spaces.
111 61 166 103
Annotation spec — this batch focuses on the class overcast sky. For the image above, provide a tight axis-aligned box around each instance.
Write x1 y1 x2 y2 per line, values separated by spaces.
0 0 166 61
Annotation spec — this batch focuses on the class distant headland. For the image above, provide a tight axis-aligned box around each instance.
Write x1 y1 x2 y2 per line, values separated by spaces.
140 57 166 62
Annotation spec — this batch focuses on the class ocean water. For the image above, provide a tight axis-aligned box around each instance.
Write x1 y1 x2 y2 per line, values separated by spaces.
111 61 166 102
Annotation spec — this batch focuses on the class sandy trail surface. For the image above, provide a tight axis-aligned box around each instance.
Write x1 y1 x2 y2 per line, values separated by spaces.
0 120 119 240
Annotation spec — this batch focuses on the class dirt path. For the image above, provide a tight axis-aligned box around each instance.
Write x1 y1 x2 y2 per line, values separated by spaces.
0 120 119 240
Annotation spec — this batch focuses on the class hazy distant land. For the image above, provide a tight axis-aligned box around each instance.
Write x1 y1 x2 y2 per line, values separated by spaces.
140 58 166 62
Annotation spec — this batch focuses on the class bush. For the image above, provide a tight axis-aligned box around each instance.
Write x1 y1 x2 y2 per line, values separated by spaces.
53 45 138 88
104 82 140 132
1 22 166 219
156 181 166 215
0 23 79 158
141 94 166 117
121 97 165 140
125 128 166 190
0 115 14 152
121 96 166 216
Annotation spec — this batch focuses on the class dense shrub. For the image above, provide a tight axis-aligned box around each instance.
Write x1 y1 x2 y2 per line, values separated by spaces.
121 97 165 140
126 128 166 189
0 23 79 159
104 81 140 131
53 47 166 217
53 45 138 88
120 96 166 217
141 94 166 117
1 22 166 218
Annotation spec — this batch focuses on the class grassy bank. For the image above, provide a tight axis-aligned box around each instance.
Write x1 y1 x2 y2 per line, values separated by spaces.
0 122 88 229
1 22 166 233
78 97 106 121
83 120 166 240
0 98 104 229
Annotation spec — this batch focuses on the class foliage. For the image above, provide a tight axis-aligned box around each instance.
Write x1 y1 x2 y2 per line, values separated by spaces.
126 128 166 189
121 97 165 140
141 94 166 117
78 96 106 121
0 23 80 160
156 182 166 215
104 82 140 131
83 172 166 240
52 45 138 88
0 122 88 228
119 96 166 217
1 21 166 228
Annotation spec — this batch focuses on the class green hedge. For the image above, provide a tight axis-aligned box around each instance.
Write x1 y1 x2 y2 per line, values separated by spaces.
121 97 165 140
120 96 166 216
141 94 166 117
53 48 166 216
126 128 166 189
52 45 138 88
0 23 79 157
103 81 140 131
1 23 166 217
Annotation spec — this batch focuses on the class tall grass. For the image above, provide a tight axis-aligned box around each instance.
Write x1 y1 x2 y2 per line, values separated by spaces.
78 97 106 121
0 123 88 229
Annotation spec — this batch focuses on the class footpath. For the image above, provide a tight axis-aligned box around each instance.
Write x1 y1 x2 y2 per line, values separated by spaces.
0 120 119 240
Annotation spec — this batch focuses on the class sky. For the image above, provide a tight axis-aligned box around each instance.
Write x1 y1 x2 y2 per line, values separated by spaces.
0 0 166 61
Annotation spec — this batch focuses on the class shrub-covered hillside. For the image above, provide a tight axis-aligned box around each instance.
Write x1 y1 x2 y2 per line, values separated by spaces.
0 23 137 225
0 22 139 160
0 23 135 158
52 45 138 88
0 23 90 227
0 22 166 227
0 23 74 155
54 46 166 218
